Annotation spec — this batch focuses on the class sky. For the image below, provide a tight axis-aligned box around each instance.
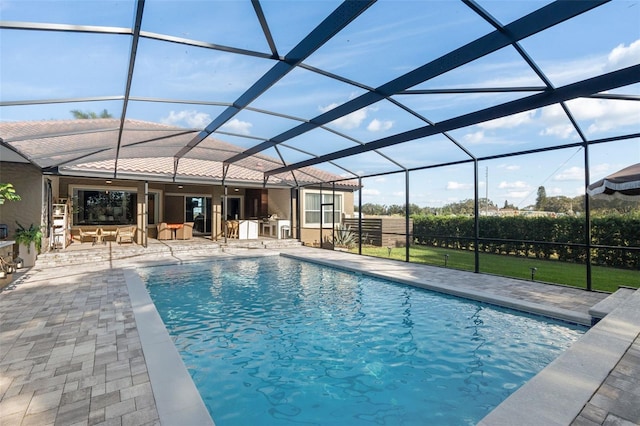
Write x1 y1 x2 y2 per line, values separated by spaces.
1 0 639 208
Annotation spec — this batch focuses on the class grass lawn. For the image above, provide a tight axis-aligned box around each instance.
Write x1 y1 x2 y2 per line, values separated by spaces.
352 245 639 293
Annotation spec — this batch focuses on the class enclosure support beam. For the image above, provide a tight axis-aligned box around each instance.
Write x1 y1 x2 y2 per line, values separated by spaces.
358 177 363 256
584 144 593 291
474 160 480 273
267 64 640 176
405 171 410 262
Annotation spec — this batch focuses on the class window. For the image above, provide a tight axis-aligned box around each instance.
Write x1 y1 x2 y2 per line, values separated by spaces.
72 188 137 225
148 191 160 225
304 191 342 227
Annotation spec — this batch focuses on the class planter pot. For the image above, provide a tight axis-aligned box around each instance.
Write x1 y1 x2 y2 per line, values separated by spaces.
0 271 12 287
18 242 37 267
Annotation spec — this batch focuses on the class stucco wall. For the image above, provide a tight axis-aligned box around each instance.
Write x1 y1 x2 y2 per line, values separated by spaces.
267 188 291 219
0 162 43 239
297 188 355 246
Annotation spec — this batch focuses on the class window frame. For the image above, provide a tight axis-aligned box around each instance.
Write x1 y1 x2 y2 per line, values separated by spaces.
302 189 343 228
70 184 138 226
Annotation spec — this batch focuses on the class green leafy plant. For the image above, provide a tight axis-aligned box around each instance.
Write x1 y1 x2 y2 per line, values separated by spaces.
333 224 357 249
0 183 21 205
15 222 43 254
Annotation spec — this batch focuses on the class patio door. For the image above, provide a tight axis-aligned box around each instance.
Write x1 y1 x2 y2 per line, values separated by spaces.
221 196 242 220
186 196 212 234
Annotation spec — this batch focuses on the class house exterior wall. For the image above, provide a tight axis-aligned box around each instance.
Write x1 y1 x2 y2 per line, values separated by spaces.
4 170 357 247
298 188 355 246
0 162 43 241
267 188 290 219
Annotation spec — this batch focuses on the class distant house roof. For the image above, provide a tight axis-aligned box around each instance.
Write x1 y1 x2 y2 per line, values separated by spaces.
0 119 359 190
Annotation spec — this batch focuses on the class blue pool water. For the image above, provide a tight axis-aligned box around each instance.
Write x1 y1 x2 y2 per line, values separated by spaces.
141 256 586 426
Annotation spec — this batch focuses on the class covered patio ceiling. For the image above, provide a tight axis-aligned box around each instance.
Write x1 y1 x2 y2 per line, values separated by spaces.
1 0 639 189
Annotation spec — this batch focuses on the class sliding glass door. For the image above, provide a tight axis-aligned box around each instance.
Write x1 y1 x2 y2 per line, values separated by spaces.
186 196 212 234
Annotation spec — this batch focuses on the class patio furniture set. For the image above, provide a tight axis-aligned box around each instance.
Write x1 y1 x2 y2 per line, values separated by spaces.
157 222 194 240
78 225 137 245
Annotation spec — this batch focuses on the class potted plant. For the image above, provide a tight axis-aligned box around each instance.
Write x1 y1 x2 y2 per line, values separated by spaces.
15 222 42 267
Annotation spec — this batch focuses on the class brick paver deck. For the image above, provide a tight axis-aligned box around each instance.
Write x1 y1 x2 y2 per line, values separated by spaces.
1 241 638 425
0 265 159 426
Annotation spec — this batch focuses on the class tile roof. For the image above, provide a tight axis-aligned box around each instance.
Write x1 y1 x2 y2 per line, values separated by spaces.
0 119 358 189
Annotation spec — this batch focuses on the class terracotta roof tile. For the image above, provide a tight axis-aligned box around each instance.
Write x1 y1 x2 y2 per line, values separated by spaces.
1 119 357 188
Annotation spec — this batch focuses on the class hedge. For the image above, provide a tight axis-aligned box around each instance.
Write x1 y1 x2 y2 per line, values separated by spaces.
411 215 639 270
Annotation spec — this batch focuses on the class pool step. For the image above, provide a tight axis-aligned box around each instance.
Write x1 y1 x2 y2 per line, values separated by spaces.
35 238 302 268
35 242 223 268
589 287 637 325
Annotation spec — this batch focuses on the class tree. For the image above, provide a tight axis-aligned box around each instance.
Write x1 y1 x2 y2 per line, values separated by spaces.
441 199 476 215
535 186 547 210
360 203 387 216
503 200 517 210
544 195 573 213
387 204 405 215
71 109 113 119
0 183 21 205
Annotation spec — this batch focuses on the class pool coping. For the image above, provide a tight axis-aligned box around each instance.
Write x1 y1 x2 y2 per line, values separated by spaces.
124 269 215 426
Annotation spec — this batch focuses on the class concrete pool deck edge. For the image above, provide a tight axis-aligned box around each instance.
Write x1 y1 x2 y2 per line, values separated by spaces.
124 269 215 426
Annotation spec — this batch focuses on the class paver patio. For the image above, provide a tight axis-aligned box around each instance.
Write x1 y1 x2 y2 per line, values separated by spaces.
0 239 638 425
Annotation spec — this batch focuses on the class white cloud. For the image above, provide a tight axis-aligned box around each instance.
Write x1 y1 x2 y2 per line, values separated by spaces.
588 162 615 181
362 188 381 196
320 103 368 130
505 191 529 199
497 164 521 172
585 101 640 135
498 180 528 189
537 104 575 139
554 166 584 181
541 95 640 138
446 181 473 190
161 110 212 128
607 39 640 69
540 123 576 139
464 130 484 144
367 119 393 132
478 110 535 130
587 162 637 182
543 57 604 87
547 187 564 195
592 163 612 175
220 118 253 135
543 38 640 87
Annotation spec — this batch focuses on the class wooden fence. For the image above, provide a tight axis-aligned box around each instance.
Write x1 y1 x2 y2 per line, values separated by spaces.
343 217 412 247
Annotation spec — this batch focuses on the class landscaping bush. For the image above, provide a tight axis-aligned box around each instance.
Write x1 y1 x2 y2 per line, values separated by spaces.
411 214 639 270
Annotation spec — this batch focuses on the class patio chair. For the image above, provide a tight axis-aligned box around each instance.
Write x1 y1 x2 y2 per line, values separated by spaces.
157 222 172 240
101 227 118 243
176 222 193 240
0 256 16 275
78 228 98 244
226 220 239 239
116 225 137 244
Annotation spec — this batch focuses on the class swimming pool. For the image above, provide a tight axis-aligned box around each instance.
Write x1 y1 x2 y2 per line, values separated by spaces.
141 256 586 425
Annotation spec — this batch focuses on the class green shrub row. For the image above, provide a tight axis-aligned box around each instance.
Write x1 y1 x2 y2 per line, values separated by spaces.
412 215 640 270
